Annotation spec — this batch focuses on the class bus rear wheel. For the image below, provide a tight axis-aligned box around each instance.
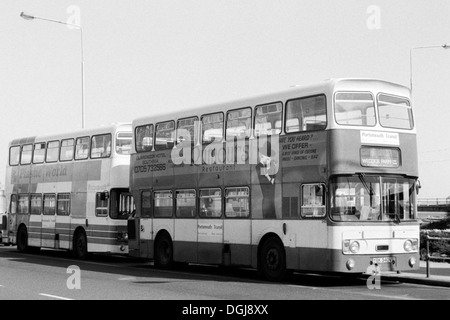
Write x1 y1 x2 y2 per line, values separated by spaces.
259 237 287 282
155 233 173 269
73 230 88 259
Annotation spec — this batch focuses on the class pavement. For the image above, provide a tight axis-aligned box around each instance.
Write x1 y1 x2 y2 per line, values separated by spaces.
381 260 450 288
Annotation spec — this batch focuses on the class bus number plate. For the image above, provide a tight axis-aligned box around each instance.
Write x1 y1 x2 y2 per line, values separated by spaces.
372 257 395 264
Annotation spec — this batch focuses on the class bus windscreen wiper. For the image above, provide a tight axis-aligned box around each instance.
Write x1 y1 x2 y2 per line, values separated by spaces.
358 173 374 207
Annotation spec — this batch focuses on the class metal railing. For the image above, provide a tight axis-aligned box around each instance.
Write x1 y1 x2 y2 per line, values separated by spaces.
418 198 450 206
422 231 450 278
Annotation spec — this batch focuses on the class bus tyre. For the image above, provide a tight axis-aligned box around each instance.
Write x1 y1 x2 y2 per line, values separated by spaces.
259 237 287 282
17 226 28 253
73 230 88 260
155 233 173 269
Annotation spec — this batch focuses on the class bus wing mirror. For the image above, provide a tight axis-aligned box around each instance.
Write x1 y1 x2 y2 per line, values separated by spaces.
416 180 421 195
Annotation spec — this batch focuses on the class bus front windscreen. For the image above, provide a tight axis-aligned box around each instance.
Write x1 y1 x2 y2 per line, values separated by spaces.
330 175 417 222
116 132 133 155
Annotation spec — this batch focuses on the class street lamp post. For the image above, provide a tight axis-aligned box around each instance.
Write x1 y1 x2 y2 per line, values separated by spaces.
20 11 85 129
410 43 450 93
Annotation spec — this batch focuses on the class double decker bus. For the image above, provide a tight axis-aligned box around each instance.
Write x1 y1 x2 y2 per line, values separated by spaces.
128 79 420 281
4 123 134 258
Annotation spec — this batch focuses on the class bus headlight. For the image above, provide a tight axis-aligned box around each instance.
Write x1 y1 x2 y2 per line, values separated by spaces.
343 240 360 254
409 257 416 267
117 231 128 242
350 241 360 254
404 239 418 252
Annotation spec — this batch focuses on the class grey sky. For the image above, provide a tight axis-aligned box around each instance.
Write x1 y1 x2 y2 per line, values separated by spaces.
1 0 449 198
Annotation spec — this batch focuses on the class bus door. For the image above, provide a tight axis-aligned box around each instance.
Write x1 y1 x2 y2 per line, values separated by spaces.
55 193 71 250
136 190 153 258
41 194 57 248
28 194 43 247
9 194 18 244
197 188 224 264
223 186 252 266
173 189 198 263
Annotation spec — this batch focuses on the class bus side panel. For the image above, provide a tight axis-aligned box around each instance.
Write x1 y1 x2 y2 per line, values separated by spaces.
173 219 197 263
152 150 174 189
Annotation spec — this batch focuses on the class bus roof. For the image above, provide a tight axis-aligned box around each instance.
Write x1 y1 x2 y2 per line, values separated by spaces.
132 78 410 127
9 122 132 147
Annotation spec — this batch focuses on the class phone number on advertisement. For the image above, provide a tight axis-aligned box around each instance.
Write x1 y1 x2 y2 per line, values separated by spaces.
134 164 166 173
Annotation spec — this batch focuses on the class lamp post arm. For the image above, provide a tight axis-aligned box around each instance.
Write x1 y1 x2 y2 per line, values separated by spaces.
21 12 85 128
410 44 450 92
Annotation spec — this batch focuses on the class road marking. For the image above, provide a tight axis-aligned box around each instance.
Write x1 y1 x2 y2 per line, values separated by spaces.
39 293 74 300
288 285 419 300
118 277 137 281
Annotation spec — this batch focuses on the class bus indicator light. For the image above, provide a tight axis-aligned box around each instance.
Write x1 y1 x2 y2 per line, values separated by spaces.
346 259 355 270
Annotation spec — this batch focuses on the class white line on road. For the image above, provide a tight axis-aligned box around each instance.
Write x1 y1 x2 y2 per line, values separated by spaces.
288 285 420 300
118 277 137 281
39 293 74 300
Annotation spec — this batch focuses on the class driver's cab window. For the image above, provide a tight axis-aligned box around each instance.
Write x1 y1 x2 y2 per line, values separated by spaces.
110 189 135 220
10 194 17 214
301 184 326 218
95 192 109 217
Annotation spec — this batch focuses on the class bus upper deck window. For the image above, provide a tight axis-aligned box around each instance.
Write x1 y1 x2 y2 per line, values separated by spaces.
75 136 90 160
20 144 33 165
92 134 112 158
136 124 154 152
226 108 251 139
334 92 376 127
255 102 282 136
155 121 175 151
286 95 327 133
9 146 20 166
202 113 224 144
177 117 198 145
46 141 60 163
60 139 74 162
33 143 46 164
378 94 413 130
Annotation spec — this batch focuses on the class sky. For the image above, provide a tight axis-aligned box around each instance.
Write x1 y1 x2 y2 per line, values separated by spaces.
0 0 449 199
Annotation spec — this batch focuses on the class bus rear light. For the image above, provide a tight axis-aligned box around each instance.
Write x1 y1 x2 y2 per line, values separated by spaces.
346 259 355 270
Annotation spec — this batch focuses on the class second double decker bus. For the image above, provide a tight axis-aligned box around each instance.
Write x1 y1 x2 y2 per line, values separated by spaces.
4 123 134 258
128 78 420 281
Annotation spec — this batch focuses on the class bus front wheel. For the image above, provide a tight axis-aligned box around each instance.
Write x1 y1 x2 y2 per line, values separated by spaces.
259 237 287 282
155 233 174 269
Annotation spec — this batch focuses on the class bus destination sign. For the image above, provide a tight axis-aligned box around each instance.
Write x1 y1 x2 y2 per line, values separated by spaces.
360 147 400 168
